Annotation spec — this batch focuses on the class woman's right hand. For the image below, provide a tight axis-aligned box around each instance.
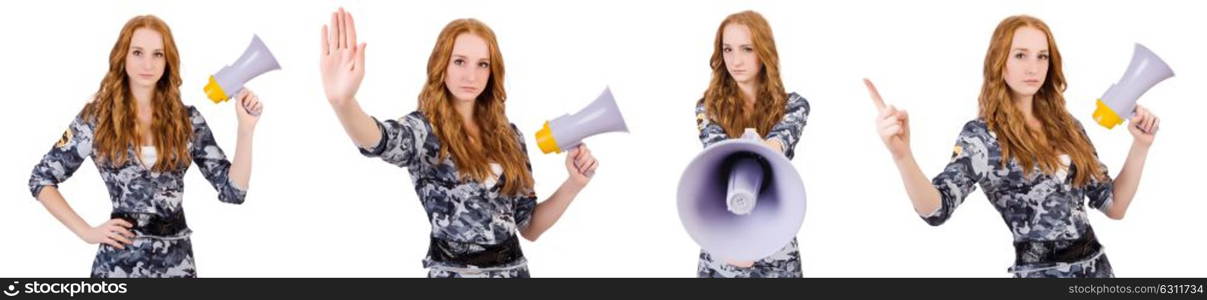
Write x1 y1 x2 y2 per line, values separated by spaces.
320 7 367 108
79 219 135 250
235 88 264 131
865 79 911 160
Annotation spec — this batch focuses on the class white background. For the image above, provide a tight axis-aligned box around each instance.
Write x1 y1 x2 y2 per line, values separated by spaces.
1 0 1203 277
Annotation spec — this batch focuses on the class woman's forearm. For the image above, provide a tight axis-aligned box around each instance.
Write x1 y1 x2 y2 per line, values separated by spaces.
229 126 255 189
36 187 91 239
893 151 942 217
1107 142 1151 219
520 180 585 241
332 98 382 149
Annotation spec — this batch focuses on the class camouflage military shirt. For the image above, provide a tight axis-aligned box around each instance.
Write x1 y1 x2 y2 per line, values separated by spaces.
359 111 537 278
29 105 246 278
927 119 1115 277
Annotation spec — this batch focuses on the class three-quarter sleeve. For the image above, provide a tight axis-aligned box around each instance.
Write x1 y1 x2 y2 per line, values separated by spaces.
510 124 538 230
695 101 729 148
925 121 992 226
188 107 247 204
359 111 428 169
764 92 811 159
29 111 94 199
1077 122 1115 214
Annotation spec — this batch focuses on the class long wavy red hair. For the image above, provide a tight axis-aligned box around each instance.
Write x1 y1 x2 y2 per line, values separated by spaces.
83 15 191 172
418 19 534 196
979 15 1104 186
700 10 788 138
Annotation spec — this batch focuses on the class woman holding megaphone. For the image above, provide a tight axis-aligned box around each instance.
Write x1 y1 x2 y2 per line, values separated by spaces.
865 15 1159 277
28 15 263 277
317 8 598 278
694 11 811 278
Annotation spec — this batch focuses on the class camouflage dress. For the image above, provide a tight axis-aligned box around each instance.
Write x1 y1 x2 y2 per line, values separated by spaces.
359 111 537 278
694 92 811 278
29 106 246 278
927 119 1115 278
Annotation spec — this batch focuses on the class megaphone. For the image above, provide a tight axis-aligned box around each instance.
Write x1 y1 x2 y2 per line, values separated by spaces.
534 87 628 154
677 129 806 261
204 35 281 116
1093 43 1173 129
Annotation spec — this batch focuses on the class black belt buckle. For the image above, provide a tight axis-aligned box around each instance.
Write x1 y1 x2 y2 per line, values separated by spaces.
1014 228 1103 264
429 236 524 267
110 212 188 236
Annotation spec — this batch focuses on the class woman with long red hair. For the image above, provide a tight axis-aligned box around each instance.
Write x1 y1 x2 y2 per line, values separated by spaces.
318 8 598 277
695 10 811 278
866 15 1159 277
28 15 263 277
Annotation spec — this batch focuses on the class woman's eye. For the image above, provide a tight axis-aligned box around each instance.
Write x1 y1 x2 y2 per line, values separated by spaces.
154 52 164 58
1014 53 1025 59
478 62 489 68
723 47 732 53
1038 54 1050 60
453 59 464 66
132 50 142 56
742 47 754 53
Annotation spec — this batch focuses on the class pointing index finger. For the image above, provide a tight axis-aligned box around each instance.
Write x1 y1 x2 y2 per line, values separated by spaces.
864 78 887 112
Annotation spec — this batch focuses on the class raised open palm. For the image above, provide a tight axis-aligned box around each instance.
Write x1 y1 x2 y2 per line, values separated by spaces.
320 8 367 107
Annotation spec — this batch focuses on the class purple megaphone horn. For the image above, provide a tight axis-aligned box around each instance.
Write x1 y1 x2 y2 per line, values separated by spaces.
1093 43 1173 129
534 87 629 154
204 34 281 116
677 128 807 261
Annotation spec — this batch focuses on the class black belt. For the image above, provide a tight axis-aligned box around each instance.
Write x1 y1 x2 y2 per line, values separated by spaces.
110 211 188 237
1014 227 1102 265
428 235 523 267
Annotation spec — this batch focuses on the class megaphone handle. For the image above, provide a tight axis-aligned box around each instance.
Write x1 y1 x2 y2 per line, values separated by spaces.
563 141 580 151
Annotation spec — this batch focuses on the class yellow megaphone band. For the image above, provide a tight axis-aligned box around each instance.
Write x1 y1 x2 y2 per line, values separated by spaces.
1092 99 1124 129
204 75 229 104
535 121 562 154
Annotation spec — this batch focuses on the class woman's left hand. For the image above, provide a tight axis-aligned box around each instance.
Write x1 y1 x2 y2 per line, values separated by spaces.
1128 104 1158 147
236 88 264 131
565 143 599 187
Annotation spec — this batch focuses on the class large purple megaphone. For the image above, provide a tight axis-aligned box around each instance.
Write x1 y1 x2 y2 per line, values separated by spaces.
534 87 628 154
204 35 280 116
1093 43 1173 129
677 128 806 261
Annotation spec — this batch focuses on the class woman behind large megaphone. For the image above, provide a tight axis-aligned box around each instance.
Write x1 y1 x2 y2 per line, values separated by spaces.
692 10 812 278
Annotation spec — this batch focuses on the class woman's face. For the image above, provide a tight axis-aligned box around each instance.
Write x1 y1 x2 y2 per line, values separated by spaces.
1003 26 1049 99
444 33 492 103
125 28 166 90
721 24 761 86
